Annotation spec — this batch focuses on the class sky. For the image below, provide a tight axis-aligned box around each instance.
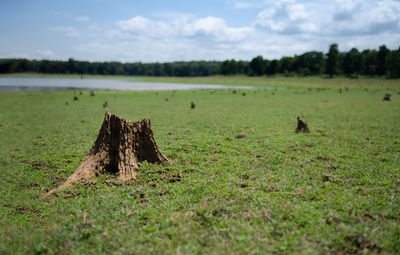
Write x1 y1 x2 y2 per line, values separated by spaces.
1 0 400 62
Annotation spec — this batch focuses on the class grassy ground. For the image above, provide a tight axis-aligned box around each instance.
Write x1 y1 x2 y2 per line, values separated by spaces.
2 73 400 89
0 80 400 254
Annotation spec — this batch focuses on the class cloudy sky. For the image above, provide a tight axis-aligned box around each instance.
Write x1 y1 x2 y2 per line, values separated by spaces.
1 0 400 62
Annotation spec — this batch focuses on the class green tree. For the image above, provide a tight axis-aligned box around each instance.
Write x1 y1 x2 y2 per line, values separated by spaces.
266 60 279 75
326 44 339 78
342 48 362 77
377 45 390 76
296 51 324 75
362 50 378 76
249 56 265 76
279 57 295 75
220 59 237 75
386 48 400 78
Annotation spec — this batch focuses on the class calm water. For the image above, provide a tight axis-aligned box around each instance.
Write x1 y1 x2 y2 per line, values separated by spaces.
0 77 273 92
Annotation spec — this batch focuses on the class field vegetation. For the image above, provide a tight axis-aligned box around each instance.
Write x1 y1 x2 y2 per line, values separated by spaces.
0 77 399 254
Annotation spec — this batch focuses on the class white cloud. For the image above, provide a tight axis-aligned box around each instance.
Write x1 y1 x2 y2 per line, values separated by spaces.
52 26 81 38
37 0 400 62
34 50 59 59
183 16 252 41
255 0 318 33
117 16 175 37
75 16 90 23
232 2 258 9
116 16 252 42
332 0 400 35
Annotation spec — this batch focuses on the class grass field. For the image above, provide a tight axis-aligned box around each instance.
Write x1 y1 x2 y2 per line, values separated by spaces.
0 77 400 254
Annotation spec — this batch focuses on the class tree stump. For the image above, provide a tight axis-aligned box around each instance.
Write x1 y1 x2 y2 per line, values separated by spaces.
383 93 391 101
46 112 169 195
295 116 310 133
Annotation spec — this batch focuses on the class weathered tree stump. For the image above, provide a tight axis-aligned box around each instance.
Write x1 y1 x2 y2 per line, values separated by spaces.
46 112 169 195
295 116 310 133
190 102 195 109
383 93 391 101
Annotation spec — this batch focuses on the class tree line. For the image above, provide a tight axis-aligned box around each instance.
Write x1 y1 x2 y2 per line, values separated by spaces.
0 44 399 78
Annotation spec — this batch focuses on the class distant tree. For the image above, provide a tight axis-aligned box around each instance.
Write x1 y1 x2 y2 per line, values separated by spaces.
296 51 324 75
377 45 390 76
342 48 362 77
249 56 265 76
386 48 400 78
2 44 400 79
67 58 77 74
279 57 295 75
220 59 237 75
153 63 164 76
236 61 247 74
326 44 339 78
362 50 378 76
266 60 279 75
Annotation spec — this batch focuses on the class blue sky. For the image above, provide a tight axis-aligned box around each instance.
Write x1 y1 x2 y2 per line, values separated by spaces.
1 0 400 62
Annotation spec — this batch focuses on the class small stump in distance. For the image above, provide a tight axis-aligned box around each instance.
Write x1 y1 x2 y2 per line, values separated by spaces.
46 112 169 196
90 90 95 96
73 96 78 101
295 117 310 133
191 102 195 109
103 101 108 108
383 93 391 101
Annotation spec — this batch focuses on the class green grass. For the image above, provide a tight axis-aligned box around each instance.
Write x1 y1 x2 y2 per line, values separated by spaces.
2 72 400 89
0 80 400 254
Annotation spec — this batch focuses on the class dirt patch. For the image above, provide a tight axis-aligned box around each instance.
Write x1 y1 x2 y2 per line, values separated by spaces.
169 173 183 183
322 175 331 182
10 205 42 215
46 112 169 196
333 234 382 254
235 133 246 139
25 160 58 171
295 117 310 133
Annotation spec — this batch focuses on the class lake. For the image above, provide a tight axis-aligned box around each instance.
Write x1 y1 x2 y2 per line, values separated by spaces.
0 77 273 92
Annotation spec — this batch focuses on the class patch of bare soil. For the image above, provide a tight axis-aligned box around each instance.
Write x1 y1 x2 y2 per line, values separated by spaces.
235 133 246 139
333 234 382 254
24 160 58 171
10 205 42 215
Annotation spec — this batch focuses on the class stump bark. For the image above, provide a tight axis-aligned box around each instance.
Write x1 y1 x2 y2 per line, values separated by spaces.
47 112 169 195
295 116 310 133
383 93 391 101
